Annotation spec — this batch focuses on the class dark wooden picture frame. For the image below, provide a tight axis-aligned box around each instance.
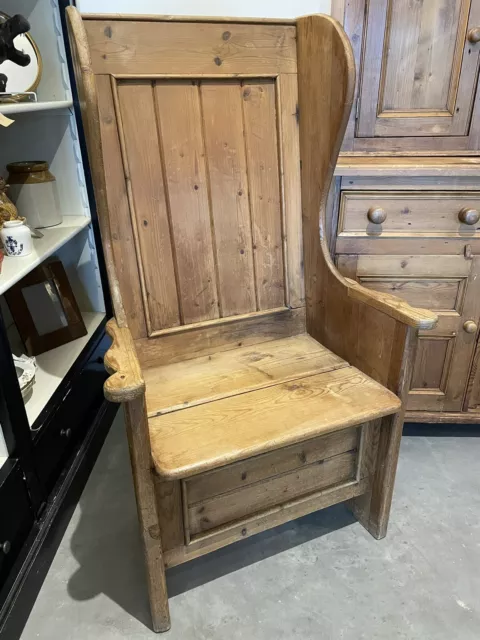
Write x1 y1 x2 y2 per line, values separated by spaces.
5 259 87 356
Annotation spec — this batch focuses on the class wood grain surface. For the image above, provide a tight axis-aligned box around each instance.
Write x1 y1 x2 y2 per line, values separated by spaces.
144 334 348 417
149 365 400 479
84 20 297 75
185 426 359 505
104 318 145 403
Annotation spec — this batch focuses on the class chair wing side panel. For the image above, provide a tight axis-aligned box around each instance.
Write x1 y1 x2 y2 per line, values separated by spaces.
296 15 436 392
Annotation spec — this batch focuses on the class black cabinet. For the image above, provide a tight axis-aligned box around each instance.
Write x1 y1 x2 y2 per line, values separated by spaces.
0 462 34 588
0 1 115 636
33 336 108 494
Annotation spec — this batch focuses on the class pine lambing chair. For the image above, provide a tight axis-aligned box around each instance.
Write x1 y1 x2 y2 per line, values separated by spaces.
67 8 437 632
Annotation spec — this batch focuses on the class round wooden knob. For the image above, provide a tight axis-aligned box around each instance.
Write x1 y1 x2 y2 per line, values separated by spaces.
463 320 478 334
60 428 72 438
367 207 387 224
458 207 480 225
468 27 480 43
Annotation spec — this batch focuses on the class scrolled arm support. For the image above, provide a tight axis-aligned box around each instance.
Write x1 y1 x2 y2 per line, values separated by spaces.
345 279 437 330
297 15 437 390
104 318 145 403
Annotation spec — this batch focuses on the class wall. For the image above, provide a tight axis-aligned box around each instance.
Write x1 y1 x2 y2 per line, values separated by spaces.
77 0 331 18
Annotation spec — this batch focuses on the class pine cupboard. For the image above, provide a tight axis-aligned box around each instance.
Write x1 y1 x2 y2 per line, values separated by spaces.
336 0 480 153
332 0 480 423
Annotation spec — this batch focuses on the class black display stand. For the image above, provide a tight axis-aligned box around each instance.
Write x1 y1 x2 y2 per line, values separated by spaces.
0 2 116 637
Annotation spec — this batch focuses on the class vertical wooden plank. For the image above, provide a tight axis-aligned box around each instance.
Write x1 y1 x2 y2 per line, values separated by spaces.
443 256 480 411
341 0 366 150
96 76 147 339
155 81 219 325
124 398 170 632
277 74 304 309
464 335 480 410
154 478 185 552
468 5 480 151
451 0 480 135
325 176 342 257
380 0 424 111
242 80 285 310
116 82 180 332
357 420 380 480
356 0 388 137
200 81 256 317
416 0 463 110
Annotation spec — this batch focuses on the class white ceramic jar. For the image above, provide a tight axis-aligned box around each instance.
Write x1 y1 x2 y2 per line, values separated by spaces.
6 161 62 229
1 219 33 257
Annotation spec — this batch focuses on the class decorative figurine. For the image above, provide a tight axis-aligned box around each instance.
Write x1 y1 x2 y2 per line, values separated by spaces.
0 14 31 67
0 177 20 225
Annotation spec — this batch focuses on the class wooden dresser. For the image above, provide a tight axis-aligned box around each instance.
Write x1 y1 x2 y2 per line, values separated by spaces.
331 0 480 423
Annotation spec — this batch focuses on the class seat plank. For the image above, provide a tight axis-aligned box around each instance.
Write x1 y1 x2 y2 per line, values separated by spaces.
148 364 401 479
144 334 347 417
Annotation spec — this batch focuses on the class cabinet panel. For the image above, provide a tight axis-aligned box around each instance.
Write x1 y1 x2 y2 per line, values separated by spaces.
465 336 480 410
357 0 480 139
411 336 454 392
382 1 464 113
337 254 480 412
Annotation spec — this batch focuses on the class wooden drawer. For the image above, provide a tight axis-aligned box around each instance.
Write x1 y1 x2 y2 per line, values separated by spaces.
339 191 480 238
183 426 361 540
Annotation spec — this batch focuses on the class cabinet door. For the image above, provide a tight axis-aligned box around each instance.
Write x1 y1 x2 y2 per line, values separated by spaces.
337 254 480 412
357 0 480 138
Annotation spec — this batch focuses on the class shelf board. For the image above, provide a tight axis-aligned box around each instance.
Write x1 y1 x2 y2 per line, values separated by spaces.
26 311 106 428
0 216 91 295
0 100 73 115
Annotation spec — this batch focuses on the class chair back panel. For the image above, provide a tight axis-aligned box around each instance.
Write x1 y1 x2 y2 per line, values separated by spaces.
86 19 304 339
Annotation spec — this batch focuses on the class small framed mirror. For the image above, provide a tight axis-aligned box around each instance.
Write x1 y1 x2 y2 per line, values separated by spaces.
4 260 87 356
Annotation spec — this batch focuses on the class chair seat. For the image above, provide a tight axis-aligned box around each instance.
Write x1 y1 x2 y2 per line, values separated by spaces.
145 335 401 480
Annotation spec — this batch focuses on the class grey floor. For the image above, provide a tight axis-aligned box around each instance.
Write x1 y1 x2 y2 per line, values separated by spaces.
19 411 480 639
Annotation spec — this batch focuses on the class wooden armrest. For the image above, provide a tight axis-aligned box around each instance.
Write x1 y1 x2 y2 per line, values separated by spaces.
104 318 145 403
345 279 438 330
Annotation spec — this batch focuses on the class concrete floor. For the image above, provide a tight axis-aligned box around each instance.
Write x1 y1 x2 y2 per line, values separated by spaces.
20 411 480 639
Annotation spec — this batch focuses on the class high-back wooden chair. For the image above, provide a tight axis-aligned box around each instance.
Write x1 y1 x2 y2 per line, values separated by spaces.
67 8 437 632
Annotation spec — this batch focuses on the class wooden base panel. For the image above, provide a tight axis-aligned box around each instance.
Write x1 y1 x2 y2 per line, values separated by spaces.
164 478 369 568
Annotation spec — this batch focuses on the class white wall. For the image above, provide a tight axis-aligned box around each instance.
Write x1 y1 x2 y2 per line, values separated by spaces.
77 0 331 18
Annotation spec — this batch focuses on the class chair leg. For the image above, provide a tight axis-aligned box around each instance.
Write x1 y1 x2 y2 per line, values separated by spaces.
349 412 404 540
349 325 417 540
124 398 171 632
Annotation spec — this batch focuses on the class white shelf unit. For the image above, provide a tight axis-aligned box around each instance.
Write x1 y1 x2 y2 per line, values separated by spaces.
0 100 73 115
2 0 71 103
26 311 105 427
0 216 91 295
0 0 106 466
